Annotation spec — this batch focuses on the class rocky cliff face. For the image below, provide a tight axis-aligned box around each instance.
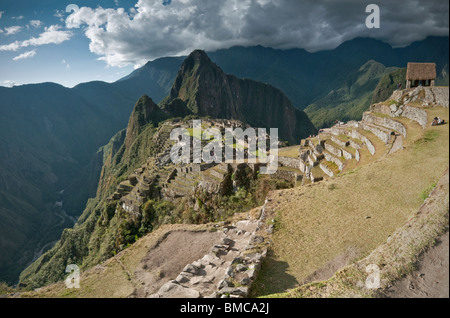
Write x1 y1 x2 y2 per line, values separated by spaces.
161 50 316 143
125 95 167 149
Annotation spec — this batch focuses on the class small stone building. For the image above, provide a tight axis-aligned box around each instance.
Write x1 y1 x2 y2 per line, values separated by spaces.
405 62 436 89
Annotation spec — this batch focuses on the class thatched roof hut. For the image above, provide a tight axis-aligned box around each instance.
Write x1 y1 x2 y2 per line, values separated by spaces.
405 63 436 88
406 63 436 80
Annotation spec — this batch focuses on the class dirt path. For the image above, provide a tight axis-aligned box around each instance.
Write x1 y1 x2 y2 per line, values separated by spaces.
383 231 449 298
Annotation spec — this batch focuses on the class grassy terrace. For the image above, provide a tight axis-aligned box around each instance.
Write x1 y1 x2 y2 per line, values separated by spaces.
332 134 351 144
351 137 364 146
277 166 302 174
310 165 325 179
357 128 389 158
341 158 357 174
324 139 344 151
343 146 356 156
324 161 340 175
250 106 449 297
278 146 300 158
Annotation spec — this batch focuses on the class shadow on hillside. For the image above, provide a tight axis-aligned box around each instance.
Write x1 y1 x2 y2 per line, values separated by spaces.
249 249 299 297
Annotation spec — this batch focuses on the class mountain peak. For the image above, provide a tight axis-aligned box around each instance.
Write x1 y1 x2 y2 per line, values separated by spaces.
187 49 210 62
178 49 220 76
162 50 226 114
125 95 166 148
159 50 316 143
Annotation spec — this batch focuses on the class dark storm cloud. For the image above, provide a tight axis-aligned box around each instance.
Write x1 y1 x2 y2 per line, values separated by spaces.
65 0 449 67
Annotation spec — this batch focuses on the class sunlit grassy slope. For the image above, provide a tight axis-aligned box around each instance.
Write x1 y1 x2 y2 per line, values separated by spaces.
251 105 449 297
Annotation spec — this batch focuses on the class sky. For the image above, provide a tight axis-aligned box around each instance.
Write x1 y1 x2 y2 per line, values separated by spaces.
0 0 448 88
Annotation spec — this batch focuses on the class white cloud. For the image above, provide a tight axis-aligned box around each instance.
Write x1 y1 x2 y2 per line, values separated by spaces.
29 20 43 28
0 25 72 51
64 0 449 68
13 50 37 61
65 1 252 67
0 42 20 51
12 15 24 20
4 26 22 35
0 11 4 19
1 80 17 88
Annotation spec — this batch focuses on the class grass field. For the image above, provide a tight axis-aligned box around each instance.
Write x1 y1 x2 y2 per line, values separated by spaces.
250 105 449 297
278 146 300 158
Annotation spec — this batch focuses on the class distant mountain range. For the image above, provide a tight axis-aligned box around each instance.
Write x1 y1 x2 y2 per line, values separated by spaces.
0 35 448 284
120 36 449 127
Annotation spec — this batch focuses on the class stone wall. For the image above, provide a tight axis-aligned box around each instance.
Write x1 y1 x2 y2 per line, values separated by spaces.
359 122 391 144
348 140 362 150
271 169 301 184
370 104 392 116
402 106 428 129
433 87 449 108
362 112 407 137
331 136 349 148
331 126 348 136
341 148 353 160
323 151 344 171
375 88 431 128
389 90 403 102
299 160 307 173
307 155 318 167
278 156 301 169
299 150 309 162
354 148 360 162
310 151 324 162
324 142 342 157
351 130 375 155
210 169 227 180
320 163 334 177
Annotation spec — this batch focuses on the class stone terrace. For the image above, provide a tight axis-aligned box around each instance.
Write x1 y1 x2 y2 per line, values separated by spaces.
296 86 445 184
